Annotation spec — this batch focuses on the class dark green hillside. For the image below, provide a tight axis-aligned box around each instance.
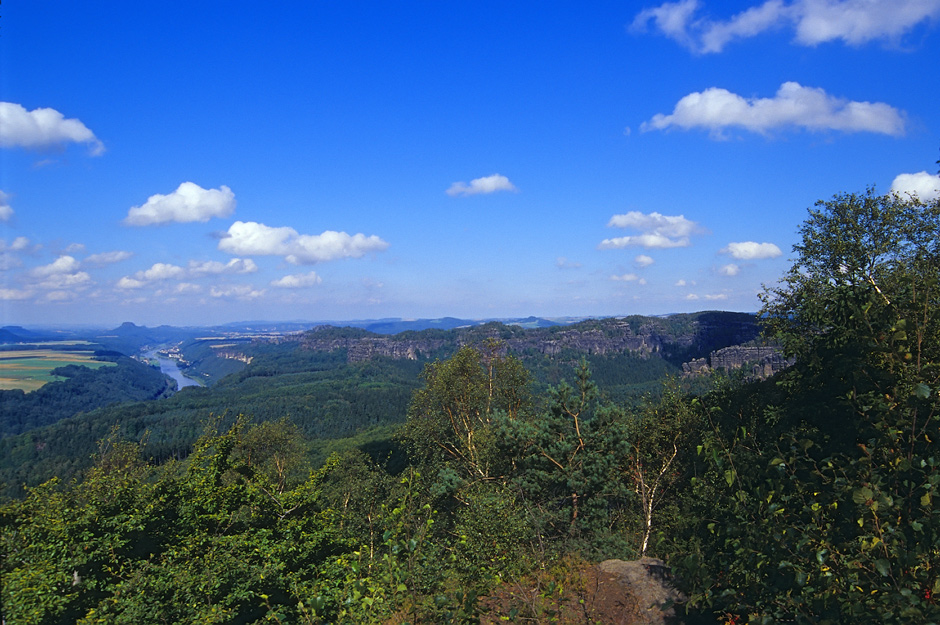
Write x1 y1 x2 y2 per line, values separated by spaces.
0 355 172 439
0 349 423 499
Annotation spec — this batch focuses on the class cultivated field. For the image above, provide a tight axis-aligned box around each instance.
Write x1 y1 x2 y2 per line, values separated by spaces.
0 348 114 392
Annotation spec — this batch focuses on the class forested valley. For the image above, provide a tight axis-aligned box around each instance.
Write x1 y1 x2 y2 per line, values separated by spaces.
2 189 939 624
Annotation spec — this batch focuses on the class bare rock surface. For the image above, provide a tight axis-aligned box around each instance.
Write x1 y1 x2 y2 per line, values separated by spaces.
598 558 686 625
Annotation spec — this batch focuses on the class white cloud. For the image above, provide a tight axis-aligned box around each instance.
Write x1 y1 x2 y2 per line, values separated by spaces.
446 174 518 197
209 284 265 299
719 263 741 276
174 283 202 294
44 290 75 302
0 191 12 221
137 263 186 281
0 288 33 300
271 271 323 288
124 182 236 226
631 0 940 53
31 255 81 278
0 102 105 155
634 254 655 267
685 293 700 300
721 241 783 259
1 237 30 253
29 257 92 290
611 273 648 285
675 279 688 287
608 211 700 237
794 0 940 46
86 250 133 265
600 211 703 249
600 234 690 249
642 82 905 137
218 221 390 265
556 257 583 269
116 277 146 289
1 237 34 271
891 171 940 201
189 258 258 275
37 272 92 290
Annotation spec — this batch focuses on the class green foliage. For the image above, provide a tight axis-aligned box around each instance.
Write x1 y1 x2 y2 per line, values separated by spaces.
675 189 940 623
0 355 421 499
1 422 350 625
0 355 171 439
398 343 533 479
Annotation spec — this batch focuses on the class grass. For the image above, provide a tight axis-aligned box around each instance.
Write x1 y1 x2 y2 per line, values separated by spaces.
0 348 115 391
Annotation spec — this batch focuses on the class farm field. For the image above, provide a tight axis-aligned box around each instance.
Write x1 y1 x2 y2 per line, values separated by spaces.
0 348 114 392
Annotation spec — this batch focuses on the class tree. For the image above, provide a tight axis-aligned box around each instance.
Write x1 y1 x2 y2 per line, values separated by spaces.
680 189 940 623
397 343 532 480
627 384 701 557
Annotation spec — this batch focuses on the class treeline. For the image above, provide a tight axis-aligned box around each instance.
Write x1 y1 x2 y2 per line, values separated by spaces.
0 334 686 501
0 353 424 500
0 355 172 439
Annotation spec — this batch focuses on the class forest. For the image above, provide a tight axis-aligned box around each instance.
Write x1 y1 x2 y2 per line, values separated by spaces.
1 188 938 624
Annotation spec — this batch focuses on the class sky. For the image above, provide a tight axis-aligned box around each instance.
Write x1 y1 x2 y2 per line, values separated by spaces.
1 0 939 328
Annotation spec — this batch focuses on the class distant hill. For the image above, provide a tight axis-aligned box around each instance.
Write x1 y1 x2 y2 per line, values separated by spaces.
0 311 780 499
0 326 55 344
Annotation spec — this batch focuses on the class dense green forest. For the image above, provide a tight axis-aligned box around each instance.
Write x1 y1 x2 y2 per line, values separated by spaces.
2 189 937 623
0 316 716 500
0 354 173 438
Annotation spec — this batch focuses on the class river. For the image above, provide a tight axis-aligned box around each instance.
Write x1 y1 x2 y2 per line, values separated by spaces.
144 350 202 389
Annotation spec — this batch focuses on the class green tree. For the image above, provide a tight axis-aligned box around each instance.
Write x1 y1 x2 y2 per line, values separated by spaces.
679 189 940 623
398 343 532 480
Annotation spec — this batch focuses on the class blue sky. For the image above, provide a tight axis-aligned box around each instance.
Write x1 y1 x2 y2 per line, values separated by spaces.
2 0 939 327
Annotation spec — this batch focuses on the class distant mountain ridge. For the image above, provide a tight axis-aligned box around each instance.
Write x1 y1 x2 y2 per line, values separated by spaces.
286 311 767 368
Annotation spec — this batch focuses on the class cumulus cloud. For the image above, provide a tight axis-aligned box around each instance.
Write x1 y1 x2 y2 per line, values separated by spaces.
0 102 105 155
721 241 783 259
599 211 703 249
446 174 518 197
29 256 91 290
1 237 33 271
0 237 31 253
891 171 940 201
124 182 236 226
642 82 905 137
0 191 12 221
271 271 323 288
189 258 258 275
30 255 81 277
85 250 133 266
209 284 265 299
117 263 186 289
611 273 647 284
705 293 729 300
116 277 146 289
631 0 940 54
137 263 186 281
719 263 741 276
0 288 33 300
634 254 655 267
556 257 583 269
218 221 390 265
173 283 202 295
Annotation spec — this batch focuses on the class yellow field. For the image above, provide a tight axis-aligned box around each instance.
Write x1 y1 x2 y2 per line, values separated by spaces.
0 349 115 391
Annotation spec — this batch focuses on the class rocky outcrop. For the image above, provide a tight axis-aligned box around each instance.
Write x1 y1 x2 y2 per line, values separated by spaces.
288 312 766 366
683 344 794 380
598 558 686 625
